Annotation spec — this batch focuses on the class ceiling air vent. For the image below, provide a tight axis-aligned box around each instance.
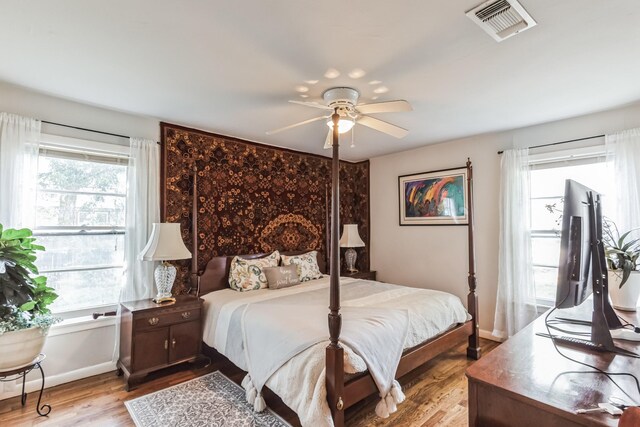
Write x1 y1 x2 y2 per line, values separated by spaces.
466 0 537 42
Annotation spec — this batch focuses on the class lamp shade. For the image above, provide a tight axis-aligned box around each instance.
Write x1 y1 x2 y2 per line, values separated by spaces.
138 223 192 261
327 117 355 134
339 224 365 248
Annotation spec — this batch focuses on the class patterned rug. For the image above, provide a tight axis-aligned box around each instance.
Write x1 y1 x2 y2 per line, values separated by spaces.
125 371 291 427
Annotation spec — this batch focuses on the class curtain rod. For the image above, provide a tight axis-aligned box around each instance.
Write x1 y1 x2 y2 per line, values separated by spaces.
41 120 161 144
497 134 605 155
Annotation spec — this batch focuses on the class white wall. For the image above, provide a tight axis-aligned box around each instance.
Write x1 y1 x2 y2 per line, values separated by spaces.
370 102 640 338
0 82 159 399
0 81 159 143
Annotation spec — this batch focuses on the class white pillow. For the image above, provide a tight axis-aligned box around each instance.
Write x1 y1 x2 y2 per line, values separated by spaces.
281 251 323 282
228 251 280 292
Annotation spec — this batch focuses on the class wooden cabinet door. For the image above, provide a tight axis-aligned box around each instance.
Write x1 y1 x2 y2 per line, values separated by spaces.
169 321 200 363
133 328 169 372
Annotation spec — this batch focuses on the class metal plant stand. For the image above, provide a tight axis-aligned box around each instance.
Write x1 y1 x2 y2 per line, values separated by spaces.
0 354 51 416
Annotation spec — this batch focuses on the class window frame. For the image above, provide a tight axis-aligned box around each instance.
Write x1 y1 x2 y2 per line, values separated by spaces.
34 134 129 316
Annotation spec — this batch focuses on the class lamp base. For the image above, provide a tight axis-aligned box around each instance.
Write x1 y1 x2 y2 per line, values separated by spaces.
154 262 177 305
345 248 358 273
153 296 176 304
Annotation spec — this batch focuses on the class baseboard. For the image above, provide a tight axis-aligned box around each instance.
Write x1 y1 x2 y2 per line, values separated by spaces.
479 328 504 342
0 360 116 401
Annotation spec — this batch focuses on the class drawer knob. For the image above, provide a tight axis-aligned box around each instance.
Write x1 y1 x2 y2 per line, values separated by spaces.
181 311 191 319
148 317 160 326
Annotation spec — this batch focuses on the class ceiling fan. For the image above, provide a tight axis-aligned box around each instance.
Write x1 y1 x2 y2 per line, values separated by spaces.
266 87 412 149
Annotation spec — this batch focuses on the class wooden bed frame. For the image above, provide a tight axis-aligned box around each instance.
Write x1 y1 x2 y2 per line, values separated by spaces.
190 113 481 427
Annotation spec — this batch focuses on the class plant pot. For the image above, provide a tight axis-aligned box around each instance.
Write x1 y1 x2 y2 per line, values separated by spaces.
0 327 48 371
608 271 640 312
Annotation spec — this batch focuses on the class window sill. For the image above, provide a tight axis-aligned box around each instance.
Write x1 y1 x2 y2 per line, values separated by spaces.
53 304 118 321
48 314 116 337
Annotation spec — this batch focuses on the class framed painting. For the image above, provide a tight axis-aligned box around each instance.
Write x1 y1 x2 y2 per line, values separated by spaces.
399 166 469 226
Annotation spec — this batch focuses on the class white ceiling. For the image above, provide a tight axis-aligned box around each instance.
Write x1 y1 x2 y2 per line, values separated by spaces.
1 1 639 161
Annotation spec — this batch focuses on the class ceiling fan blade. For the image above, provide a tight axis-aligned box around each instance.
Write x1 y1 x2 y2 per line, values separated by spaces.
323 129 332 149
357 115 408 139
266 115 329 135
356 100 412 114
288 100 333 111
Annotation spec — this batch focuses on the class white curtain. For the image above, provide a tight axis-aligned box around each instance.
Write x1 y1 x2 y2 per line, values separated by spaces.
605 128 640 240
122 138 160 302
493 148 538 340
0 113 41 228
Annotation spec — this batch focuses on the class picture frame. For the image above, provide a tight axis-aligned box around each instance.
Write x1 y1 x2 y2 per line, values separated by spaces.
398 166 469 226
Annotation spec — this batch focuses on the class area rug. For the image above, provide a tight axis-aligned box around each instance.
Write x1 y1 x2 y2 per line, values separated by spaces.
125 371 291 427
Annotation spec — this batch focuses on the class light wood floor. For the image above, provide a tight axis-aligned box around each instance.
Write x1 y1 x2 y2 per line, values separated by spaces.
0 338 498 427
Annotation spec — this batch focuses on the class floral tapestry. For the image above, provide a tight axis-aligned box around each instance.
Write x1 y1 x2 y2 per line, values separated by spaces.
160 123 370 294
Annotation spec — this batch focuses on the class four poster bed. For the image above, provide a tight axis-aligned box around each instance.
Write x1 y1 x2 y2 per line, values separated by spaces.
189 112 481 426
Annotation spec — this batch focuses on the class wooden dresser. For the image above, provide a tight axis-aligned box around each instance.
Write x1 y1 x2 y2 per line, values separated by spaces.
117 295 203 390
466 303 640 426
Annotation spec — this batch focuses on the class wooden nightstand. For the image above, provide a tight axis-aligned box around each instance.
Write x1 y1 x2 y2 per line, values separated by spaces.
341 270 377 281
117 295 203 390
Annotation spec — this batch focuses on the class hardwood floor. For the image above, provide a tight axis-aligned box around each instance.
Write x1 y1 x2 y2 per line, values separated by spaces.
0 338 498 427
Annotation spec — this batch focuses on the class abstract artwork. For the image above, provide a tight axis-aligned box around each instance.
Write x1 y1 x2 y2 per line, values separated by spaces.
399 166 468 225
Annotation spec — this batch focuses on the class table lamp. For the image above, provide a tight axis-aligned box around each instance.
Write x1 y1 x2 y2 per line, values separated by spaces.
139 223 192 303
339 224 365 273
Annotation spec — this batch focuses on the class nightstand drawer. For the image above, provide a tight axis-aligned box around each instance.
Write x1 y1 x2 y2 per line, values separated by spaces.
134 307 201 331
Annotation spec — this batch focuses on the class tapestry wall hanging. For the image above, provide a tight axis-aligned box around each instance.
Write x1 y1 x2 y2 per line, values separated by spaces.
160 123 370 293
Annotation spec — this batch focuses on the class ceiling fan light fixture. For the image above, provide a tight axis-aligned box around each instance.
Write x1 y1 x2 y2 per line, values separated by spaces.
326 118 355 134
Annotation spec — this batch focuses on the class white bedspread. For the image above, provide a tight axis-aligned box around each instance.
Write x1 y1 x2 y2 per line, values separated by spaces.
201 276 470 427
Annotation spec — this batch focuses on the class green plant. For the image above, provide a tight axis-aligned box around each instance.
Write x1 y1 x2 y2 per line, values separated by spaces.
0 225 59 335
603 219 640 288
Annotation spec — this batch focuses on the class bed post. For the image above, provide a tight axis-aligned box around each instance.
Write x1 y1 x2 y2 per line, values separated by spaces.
325 183 331 272
326 110 345 427
191 166 200 296
466 158 481 360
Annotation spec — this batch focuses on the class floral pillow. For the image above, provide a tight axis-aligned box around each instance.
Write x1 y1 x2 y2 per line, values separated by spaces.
228 251 280 292
281 251 323 282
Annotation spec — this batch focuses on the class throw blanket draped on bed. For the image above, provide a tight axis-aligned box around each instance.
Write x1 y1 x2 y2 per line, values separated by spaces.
202 277 470 427
241 304 409 417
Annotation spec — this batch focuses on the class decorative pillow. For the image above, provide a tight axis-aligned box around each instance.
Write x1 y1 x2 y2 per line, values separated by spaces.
228 251 280 292
281 251 323 282
263 265 300 290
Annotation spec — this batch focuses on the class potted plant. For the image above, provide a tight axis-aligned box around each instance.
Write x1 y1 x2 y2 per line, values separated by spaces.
603 219 640 311
0 225 59 370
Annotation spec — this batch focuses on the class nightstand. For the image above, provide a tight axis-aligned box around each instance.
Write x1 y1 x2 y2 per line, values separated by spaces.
341 270 377 281
117 295 203 390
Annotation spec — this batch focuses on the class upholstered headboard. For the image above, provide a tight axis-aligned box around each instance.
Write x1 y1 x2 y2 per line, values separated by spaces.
198 251 327 296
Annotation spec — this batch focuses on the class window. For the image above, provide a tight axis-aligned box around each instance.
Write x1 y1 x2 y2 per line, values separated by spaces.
529 146 610 306
33 136 128 314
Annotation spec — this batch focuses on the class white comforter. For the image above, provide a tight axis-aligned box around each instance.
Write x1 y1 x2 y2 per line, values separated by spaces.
201 276 470 427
